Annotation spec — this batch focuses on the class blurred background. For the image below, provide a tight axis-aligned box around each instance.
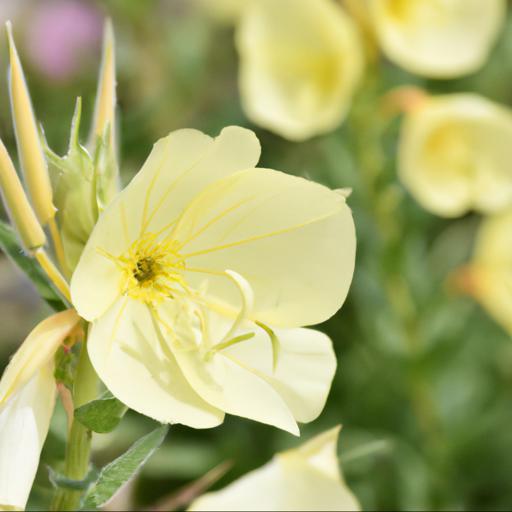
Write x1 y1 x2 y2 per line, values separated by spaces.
1 0 512 510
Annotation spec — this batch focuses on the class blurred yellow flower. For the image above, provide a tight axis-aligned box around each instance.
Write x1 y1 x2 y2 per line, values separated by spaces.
466 209 512 336
236 0 363 141
398 93 512 217
71 126 356 433
188 426 360 511
0 310 80 510
369 0 505 78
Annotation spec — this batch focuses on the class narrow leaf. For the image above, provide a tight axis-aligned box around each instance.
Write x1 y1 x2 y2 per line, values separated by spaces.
82 424 169 509
75 390 128 433
0 219 66 310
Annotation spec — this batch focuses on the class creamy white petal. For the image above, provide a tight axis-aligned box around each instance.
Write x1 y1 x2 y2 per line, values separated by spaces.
236 0 363 140
168 333 299 435
175 168 356 327
88 298 224 428
189 427 360 512
0 365 56 510
471 209 512 335
0 309 79 405
370 0 505 78
399 94 512 217
71 126 261 321
225 327 336 423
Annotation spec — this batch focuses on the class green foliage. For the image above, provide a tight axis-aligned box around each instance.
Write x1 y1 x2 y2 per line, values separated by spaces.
54 346 77 390
74 391 128 434
81 425 169 509
0 219 66 311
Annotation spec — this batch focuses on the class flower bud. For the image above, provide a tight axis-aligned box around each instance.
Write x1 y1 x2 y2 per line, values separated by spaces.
90 19 116 149
0 137 46 250
6 21 56 226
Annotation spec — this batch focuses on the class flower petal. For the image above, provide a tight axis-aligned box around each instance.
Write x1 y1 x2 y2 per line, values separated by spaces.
170 348 299 435
175 168 356 327
0 309 79 405
224 327 336 423
399 94 512 217
71 126 261 321
236 0 363 140
189 427 361 512
370 0 505 78
88 298 224 428
0 365 56 510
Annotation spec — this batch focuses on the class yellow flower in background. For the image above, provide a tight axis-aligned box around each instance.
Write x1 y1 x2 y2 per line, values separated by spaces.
188 426 361 511
0 310 80 510
398 93 512 217
71 126 356 434
466 210 512 336
236 0 363 141
369 0 505 78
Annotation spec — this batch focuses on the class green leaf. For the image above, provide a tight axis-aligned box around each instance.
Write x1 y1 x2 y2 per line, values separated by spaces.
75 391 128 433
0 220 66 311
82 424 169 509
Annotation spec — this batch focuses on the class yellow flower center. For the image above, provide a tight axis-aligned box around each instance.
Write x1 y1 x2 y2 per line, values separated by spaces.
103 233 187 303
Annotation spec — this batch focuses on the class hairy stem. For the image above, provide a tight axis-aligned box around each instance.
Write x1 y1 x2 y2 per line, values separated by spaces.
51 334 98 511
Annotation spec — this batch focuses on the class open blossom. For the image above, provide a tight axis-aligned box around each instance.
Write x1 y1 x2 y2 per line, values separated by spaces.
71 126 356 434
465 210 512 336
398 94 512 217
236 0 363 141
0 310 80 510
189 426 360 511
369 0 505 78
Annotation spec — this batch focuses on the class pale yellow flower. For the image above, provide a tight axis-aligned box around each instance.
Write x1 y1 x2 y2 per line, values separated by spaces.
369 0 505 78
466 209 512 336
398 94 512 217
188 426 361 511
71 126 356 434
0 310 80 510
236 0 363 141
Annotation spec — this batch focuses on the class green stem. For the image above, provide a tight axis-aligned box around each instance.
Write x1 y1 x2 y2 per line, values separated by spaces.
51 331 98 511
349 70 442 443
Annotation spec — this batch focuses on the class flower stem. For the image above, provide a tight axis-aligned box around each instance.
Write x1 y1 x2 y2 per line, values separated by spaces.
51 333 98 511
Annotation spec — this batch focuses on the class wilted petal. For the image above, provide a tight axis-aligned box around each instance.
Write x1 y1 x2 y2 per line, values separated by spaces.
0 309 79 405
189 427 360 512
175 168 355 327
370 0 505 78
87 298 224 428
0 365 56 510
236 0 363 140
71 126 260 321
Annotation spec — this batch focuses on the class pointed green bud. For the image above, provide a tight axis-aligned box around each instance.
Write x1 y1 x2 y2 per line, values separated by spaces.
90 19 117 150
44 99 98 272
